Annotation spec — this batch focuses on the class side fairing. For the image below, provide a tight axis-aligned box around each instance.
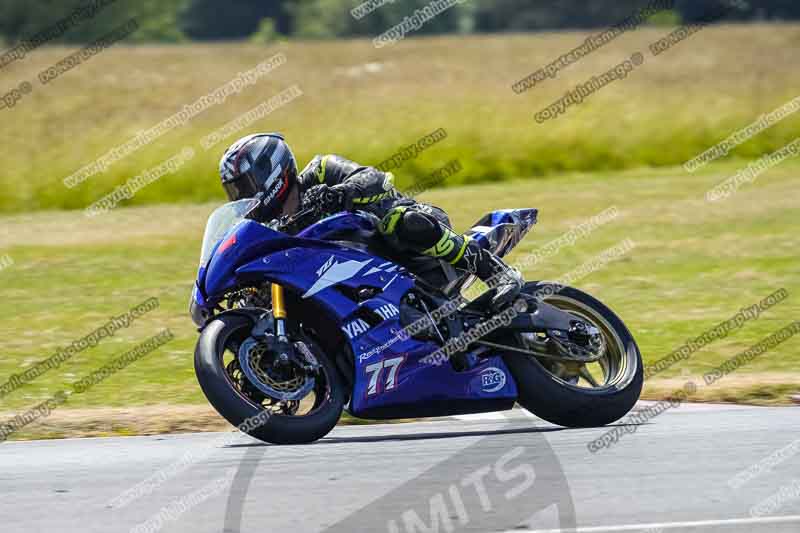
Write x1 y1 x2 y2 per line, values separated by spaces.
237 245 413 321
351 337 518 419
237 245 518 418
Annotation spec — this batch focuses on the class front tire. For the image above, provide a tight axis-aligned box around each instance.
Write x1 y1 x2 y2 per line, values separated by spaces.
504 282 643 428
195 314 345 444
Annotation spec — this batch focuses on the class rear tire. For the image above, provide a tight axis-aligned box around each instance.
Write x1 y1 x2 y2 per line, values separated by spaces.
195 314 345 444
504 282 643 427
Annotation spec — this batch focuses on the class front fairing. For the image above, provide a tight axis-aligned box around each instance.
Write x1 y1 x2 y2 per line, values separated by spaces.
194 211 380 316
203 220 286 300
189 282 209 327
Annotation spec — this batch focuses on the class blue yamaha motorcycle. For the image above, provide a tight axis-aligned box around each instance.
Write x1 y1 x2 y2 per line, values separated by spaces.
190 199 642 444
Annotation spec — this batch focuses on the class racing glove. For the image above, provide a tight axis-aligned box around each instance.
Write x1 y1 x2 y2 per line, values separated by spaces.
302 184 351 216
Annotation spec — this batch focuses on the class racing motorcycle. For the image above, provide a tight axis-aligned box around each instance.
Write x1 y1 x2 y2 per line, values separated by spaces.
190 198 643 444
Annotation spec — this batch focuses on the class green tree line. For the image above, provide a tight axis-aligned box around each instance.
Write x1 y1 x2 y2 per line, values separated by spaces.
0 0 796 44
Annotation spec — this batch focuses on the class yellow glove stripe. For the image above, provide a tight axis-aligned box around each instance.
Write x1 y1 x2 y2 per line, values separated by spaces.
318 155 330 184
379 206 408 235
449 235 470 264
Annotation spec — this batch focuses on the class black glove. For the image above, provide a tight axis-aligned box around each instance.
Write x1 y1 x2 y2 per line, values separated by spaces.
302 184 348 216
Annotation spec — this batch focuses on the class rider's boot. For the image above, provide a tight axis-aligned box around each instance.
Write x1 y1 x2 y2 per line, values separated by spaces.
454 240 524 310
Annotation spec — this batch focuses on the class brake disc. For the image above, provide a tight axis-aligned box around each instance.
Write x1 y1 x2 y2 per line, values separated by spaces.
238 338 315 401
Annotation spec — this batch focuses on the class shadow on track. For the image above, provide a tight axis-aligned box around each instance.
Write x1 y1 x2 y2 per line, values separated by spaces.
223 423 571 447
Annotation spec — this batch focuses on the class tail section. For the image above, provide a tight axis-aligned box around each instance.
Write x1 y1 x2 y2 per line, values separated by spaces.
467 208 538 258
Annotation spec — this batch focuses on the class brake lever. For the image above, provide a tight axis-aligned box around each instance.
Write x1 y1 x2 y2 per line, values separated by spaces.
277 207 317 234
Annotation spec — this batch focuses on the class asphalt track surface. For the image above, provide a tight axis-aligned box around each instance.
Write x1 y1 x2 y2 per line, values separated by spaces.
1 402 798 533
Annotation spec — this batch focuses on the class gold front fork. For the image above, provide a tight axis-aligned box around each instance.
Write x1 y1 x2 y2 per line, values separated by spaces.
271 282 290 358
272 282 289 340
271 283 287 319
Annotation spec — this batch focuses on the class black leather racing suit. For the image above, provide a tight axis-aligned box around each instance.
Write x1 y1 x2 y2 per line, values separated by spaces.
297 154 522 305
297 154 467 263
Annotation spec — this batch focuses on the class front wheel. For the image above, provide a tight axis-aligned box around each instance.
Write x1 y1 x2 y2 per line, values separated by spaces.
504 282 643 427
194 314 345 444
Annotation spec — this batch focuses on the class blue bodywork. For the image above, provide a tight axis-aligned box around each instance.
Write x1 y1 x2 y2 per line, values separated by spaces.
193 208 538 419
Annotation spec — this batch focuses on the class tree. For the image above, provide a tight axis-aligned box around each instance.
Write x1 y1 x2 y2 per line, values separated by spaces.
473 0 656 32
2 0 800 44
289 0 465 39
673 0 800 23
180 0 291 40
0 0 186 44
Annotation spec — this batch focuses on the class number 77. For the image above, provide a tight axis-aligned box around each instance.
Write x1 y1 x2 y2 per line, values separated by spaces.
365 356 405 396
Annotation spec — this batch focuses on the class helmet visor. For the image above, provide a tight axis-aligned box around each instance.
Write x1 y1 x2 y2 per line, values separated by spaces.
222 173 262 202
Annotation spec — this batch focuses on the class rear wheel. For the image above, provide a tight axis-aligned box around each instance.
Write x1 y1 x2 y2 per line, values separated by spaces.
504 282 643 427
194 314 345 444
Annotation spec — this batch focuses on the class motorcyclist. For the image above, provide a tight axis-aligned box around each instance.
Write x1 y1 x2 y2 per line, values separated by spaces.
218 132 523 309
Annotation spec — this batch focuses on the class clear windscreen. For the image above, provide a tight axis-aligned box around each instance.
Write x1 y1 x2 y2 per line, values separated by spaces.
199 199 259 266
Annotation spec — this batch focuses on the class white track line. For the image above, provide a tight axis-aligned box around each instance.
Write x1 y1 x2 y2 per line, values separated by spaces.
510 514 800 532
452 412 508 421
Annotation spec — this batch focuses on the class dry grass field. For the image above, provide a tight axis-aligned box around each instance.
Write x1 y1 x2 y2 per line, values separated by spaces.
0 24 799 212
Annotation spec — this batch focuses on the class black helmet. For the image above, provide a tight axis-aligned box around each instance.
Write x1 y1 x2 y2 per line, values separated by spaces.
219 133 298 217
